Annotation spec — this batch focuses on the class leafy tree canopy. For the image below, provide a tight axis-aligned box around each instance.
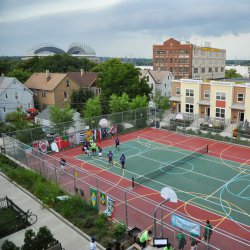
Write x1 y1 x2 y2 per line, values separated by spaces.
109 93 130 113
93 59 152 99
82 96 102 118
70 88 94 112
153 90 170 110
7 69 32 83
49 105 75 135
130 95 148 110
225 69 243 78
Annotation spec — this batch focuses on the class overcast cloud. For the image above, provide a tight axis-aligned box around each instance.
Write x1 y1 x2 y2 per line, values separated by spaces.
0 0 250 59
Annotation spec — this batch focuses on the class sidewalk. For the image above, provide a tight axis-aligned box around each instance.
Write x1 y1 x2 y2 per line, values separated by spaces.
0 173 105 250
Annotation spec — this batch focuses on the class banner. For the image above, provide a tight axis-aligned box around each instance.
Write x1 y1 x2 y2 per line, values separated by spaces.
90 187 98 209
171 214 200 236
103 196 115 218
100 192 106 206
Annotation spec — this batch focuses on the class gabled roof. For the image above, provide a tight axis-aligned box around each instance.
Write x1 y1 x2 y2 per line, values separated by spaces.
0 76 34 96
24 73 67 91
67 72 97 88
140 70 172 84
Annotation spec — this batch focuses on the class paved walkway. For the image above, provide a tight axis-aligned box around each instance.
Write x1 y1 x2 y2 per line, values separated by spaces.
0 173 105 250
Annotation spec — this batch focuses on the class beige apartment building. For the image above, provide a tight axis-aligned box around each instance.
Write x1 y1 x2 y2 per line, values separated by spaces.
153 38 226 80
170 79 250 123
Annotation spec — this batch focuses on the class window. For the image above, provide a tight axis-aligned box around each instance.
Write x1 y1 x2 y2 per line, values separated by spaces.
185 104 194 113
204 90 210 99
215 67 218 72
221 67 224 72
176 87 180 95
64 91 68 99
170 58 173 63
165 84 166 88
209 68 212 73
237 93 244 102
5 93 8 99
215 108 225 118
66 80 70 86
146 76 149 81
15 92 19 99
186 89 194 97
202 68 205 73
3 107 6 112
42 91 46 97
194 68 198 73
216 92 226 101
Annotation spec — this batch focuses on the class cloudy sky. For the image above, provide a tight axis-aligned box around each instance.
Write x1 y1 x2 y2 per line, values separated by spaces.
0 0 250 59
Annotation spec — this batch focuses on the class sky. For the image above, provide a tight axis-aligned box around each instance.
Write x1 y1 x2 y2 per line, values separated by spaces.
0 0 250 59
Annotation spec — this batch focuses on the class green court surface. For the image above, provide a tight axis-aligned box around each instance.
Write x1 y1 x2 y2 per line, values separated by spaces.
76 138 250 227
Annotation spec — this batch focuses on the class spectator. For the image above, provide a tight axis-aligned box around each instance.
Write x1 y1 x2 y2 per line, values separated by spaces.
89 236 96 250
110 127 115 138
139 229 152 249
102 129 107 140
177 230 186 250
190 232 200 250
60 158 66 175
204 220 213 243
120 154 126 169
244 119 249 128
164 242 173 250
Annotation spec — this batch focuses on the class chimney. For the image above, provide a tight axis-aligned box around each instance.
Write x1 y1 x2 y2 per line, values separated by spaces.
80 69 84 77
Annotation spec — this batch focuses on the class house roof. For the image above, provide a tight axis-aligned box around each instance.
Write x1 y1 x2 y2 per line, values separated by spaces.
0 76 34 96
67 72 97 88
24 73 67 91
140 70 172 84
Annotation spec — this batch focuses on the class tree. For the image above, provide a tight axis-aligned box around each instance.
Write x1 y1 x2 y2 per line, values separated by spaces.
153 90 170 110
225 69 243 78
93 59 152 100
108 93 130 113
5 108 29 130
130 95 148 110
22 229 36 250
49 105 75 135
70 88 94 112
82 96 102 118
1 240 19 250
34 226 57 250
7 69 32 83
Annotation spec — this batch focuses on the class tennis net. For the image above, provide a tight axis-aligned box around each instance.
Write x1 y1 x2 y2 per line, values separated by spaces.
133 145 208 188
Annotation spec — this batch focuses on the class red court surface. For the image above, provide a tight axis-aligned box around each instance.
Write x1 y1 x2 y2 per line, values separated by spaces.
50 128 250 250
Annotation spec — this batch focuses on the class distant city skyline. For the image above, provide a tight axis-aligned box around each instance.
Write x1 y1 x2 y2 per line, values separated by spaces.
0 0 250 59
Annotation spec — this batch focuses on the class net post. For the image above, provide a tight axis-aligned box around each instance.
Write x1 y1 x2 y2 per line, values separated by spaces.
132 177 135 189
206 144 209 153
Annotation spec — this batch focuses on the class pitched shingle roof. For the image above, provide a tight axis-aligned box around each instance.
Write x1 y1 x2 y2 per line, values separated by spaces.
24 73 67 91
67 72 97 88
139 70 172 84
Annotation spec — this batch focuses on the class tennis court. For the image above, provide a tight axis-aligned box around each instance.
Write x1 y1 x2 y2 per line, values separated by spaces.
76 137 250 228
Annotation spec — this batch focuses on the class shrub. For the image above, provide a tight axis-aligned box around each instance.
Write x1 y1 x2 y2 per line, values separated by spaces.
112 221 127 240
1 240 19 250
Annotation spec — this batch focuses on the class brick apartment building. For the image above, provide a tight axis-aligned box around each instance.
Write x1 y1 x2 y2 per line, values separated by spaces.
153 38 226 80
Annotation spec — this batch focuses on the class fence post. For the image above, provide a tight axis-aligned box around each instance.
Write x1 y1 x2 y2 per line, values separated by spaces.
125 191 128 228
12 138 16 160
54 166 58 183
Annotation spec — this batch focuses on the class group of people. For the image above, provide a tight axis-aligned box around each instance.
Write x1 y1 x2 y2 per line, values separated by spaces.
101 127 115 140
138 220 213 250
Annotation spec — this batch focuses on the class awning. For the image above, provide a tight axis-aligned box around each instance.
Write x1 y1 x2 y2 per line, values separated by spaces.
230 103 245 110
198 99 210 106
169 96 181 102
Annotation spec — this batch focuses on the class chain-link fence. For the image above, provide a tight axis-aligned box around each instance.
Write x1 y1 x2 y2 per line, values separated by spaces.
2 134 249 250
154 109 250 147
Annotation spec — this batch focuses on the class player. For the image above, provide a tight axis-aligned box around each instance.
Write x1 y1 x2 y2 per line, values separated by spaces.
115 137 120 150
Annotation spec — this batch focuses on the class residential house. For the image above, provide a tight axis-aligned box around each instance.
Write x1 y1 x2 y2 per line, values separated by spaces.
67 69 100 96
24 71 79 110
140 69 174 97
0 77 34 121
170 79 250 123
